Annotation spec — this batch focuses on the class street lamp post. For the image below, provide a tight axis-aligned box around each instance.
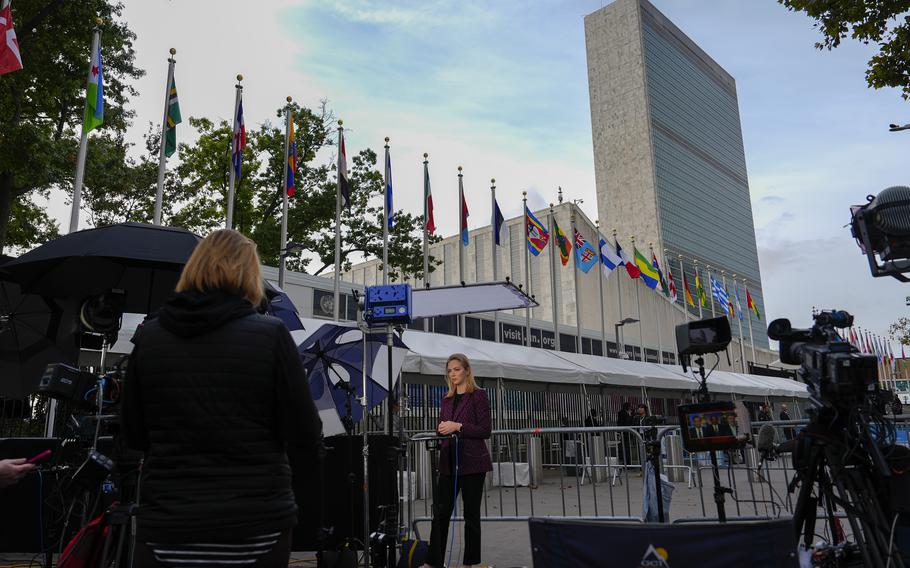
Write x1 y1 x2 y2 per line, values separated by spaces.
615 317 639 359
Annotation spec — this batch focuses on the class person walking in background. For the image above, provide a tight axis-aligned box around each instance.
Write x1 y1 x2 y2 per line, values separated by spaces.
617 402 634 465
780 404 795 440
424 353 492 568
757 404 772 422
123 229 322 567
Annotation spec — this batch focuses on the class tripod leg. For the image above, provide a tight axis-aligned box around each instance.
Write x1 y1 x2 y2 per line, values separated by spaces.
832 474 877 568
791 445 821 548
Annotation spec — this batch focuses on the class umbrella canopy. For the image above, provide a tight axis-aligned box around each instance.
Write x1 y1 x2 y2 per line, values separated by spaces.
299 323 407 437
0 279 80 398
263 280 304 332
1 223 201 315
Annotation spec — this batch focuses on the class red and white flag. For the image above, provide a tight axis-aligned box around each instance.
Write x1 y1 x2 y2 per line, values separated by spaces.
0 2 23 75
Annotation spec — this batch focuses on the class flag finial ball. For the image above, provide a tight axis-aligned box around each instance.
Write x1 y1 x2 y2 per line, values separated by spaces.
522 190 527 197
95 17 103 26
236 74 243 82
491 178 495 184
286 96 292 103
458 166 463 172
169 48 176 55
338 119 343 126
423 153 428 159
385 137 390 143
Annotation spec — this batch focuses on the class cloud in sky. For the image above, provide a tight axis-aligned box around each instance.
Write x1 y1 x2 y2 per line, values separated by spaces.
39 0 910 339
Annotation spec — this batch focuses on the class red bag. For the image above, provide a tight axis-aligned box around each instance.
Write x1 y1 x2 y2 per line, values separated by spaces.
58 511 110 568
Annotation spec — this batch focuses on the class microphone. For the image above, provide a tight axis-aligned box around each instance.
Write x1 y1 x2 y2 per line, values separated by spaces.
756 423 777 469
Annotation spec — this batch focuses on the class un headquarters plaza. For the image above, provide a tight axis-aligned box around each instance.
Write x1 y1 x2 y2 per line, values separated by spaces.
277 0 776 373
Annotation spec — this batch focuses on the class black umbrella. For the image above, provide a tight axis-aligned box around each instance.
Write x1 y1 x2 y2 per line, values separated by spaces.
1 222 201 315
0 277 80 399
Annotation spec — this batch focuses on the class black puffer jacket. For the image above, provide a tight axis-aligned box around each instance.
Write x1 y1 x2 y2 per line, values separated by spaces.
122 289 321 542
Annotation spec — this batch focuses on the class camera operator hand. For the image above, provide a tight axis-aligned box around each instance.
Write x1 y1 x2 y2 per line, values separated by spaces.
0 458 35 488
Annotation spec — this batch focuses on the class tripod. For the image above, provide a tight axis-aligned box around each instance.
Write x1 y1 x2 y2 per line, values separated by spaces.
790 408 905 568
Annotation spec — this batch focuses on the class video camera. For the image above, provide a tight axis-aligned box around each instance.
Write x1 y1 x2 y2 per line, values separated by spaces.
767 310 877 407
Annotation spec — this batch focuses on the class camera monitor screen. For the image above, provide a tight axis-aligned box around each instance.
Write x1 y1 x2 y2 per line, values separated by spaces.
678 401 745 452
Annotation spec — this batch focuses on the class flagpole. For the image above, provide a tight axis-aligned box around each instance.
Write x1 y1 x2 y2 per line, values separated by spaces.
383 138 390 285
225 74 243 229
733 273 747 373
70 19 103 234
649 243 663 361
154 48 177 226
549 204 561 351
613 228 625 355
745 277 756 361
572 207 583 353
523 191 532 347
333 120 343 321
458 166 465 337
694 260 704 320
597 221 607 355
491 179 500 343
278 97 292 290
707 265 716 318
422 154 430 331
631 235 643 362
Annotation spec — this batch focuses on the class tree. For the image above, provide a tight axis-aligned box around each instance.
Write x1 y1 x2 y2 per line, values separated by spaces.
156 101 440 280
778 0 910 100
890 296 910 345
0 0 143 252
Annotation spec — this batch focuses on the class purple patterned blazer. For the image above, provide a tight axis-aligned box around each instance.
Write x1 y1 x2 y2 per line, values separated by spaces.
437 388 493 476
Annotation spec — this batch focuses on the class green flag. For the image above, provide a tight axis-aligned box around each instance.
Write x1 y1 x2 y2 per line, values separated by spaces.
164 78 182 157
83 39 104 133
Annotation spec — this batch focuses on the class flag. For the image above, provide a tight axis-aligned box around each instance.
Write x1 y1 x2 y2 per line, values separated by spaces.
460 192 469 246
526 208 549 256
616 240 640 279
424 161 435 235
733 283 744 321
651 253 670 296
493 199 504 246
667 269 678 303
338 129 350 208
385 148 394 229
574 230 597 273
0 2 23 75
682 272 695 307
746 287 760 320
164 78 182 157
232 96 246 180
599 238 622 276
553 219 571 266
710 276 730 315
83 38 104 133
634 247 659 289
695 271 707 307
285 111 296 196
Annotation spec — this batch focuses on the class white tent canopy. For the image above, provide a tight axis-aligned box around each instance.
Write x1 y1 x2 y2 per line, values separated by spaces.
108 316 807 399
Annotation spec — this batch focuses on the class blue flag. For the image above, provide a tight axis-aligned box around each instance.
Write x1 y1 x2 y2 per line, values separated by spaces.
385 148 394 229
493 198 504 246
573 230 598 273
710 276 730 315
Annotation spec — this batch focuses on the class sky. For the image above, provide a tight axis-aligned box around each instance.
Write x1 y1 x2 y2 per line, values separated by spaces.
41 0 910 344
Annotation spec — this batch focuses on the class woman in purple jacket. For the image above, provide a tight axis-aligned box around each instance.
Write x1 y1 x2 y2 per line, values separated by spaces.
424 353 492 568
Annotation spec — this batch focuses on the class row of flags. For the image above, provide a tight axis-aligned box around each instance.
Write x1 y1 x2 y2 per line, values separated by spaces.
848 327 903 374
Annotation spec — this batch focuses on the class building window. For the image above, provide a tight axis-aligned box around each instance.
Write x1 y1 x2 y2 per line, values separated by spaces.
560 334 577 353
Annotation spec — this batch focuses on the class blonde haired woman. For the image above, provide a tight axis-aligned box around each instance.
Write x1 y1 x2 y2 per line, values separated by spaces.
123 229 322 567
424 353 492 568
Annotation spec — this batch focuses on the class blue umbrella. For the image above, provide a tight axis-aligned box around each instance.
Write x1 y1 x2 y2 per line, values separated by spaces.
298 324 407 436
263 280 303 332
